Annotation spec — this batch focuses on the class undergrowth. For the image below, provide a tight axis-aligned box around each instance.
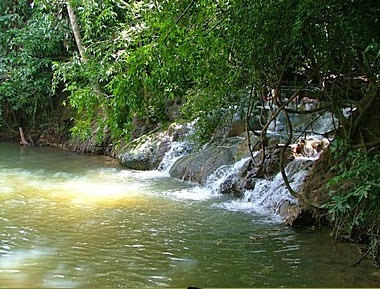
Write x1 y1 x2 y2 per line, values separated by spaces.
321 138 380 267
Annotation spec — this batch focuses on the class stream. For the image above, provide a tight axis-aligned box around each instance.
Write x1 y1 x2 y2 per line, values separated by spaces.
0 142 378 288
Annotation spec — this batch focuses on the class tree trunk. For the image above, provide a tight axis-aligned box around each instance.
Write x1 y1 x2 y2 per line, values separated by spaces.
66 1 87 63
19 127 30 146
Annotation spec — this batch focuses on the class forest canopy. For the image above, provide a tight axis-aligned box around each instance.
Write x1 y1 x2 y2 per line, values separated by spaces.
1 0 378 146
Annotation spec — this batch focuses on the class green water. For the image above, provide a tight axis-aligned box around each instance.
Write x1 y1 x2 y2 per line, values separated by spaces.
0 143 378 288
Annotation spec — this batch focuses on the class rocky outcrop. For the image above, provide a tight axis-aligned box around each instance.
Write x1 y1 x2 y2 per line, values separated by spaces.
215 146 295 197
248 146 295 178
167 135 248 184
273 151 335 226
278 200 316 226
299 150 336 206
118 123 192 170
116 119 330 227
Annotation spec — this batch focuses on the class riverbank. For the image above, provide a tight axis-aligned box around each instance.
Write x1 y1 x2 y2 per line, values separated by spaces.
0 122 360 226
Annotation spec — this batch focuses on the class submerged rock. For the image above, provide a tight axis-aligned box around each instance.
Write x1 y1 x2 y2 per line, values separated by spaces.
277 200 318 226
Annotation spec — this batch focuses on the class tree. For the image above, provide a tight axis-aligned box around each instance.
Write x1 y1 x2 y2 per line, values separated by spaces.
223 0 379 194
0 0 70 138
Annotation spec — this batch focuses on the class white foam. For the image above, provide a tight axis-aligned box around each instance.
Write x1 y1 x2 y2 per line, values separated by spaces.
214 159 309 216
166 186 219 201
162 157 251 201
158 141 193 173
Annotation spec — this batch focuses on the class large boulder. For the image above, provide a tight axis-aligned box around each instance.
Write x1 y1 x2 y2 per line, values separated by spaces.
119 137 167 170
169 145 235 185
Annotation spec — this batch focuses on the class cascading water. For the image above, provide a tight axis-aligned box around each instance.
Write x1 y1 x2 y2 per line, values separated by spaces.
166 156 251 201
214 158 312 216
157 142 320 223
202 157 251 195
158 141 193 173
156 112 333 219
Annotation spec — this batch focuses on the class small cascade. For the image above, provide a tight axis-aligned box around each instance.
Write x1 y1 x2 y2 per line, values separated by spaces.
157 121 196 173
159 137 321 218
158 141 193 173
202 157 251 194
167 157 251 201
214 159 312 216
156 115 330 219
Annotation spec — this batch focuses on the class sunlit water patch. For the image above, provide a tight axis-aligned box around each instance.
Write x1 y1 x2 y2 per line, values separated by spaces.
0 143 379 288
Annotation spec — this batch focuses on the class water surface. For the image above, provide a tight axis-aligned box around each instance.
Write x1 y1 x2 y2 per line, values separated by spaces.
0 143 378 287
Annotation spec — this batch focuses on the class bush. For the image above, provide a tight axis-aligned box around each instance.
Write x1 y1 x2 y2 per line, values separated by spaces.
321 138 380 265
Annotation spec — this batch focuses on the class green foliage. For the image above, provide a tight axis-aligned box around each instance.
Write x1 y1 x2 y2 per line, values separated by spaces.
321 138 380 244
1 0 378 148
55 0 241 143
54 1 155 141
0 0 70 132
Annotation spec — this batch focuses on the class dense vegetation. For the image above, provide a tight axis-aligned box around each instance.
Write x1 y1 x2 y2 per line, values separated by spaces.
0 0 379 265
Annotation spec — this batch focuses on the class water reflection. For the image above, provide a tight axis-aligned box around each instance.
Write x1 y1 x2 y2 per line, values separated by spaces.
0 247 83 288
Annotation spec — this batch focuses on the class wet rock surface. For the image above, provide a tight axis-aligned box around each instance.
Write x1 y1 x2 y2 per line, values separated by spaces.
118 123 192 170
169 145 235 185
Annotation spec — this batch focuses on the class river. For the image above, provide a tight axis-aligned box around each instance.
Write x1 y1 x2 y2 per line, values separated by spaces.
0 142 378 288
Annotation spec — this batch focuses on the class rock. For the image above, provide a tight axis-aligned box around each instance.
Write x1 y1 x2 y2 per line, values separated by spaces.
217 158 258 197
204 145 295 198
245 146 294 179
169 145 235 184
299 150 336 206
227 119 246 137
218 173 244 198
278 200 302 225
119 140 156 170
119 123 192 170
119 133 175 170
165 98 183 122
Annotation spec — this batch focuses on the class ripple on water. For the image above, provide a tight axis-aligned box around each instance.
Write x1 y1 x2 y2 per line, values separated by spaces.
0 143 379 288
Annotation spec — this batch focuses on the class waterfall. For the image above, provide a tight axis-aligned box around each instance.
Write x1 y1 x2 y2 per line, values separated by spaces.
165 157 251 201
214 159 312 216
158 139 318 218
202 157 251 194
158 141 193 173
156 110 331 218
158 121 196 173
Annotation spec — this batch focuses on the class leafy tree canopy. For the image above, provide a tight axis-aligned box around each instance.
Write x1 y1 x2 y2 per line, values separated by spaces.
2 0 378 147
0 0 70 136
